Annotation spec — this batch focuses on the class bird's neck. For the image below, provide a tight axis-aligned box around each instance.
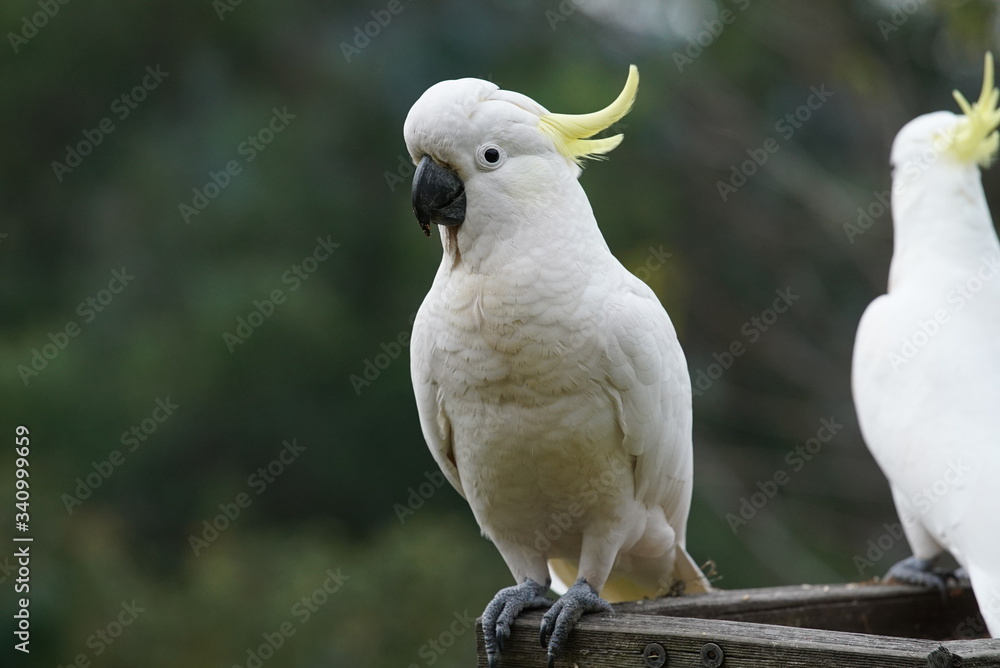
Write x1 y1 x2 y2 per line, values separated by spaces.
438 175 609 276
888 164 1000 290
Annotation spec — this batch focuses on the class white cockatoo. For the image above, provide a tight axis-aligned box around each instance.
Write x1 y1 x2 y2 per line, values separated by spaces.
404 66 710 666
853 53 1000 636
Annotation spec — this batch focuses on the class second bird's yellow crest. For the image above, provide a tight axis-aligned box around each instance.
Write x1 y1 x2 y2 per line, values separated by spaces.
951 52 1000 167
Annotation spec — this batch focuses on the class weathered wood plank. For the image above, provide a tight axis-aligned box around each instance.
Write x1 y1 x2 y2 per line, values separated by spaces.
477 613 1000 667
617 583 984 639
475 583 999 667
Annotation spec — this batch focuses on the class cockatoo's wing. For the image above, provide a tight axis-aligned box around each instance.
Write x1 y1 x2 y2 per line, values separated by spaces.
602 278 693 536
853 294 949 561
410 304 465 499
545 274 705 602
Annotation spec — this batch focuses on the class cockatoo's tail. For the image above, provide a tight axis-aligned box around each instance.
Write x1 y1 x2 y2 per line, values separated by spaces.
951 52 1000 167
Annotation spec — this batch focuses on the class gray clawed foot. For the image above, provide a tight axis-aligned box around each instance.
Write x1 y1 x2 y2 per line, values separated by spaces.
538 578 613 666
482 578 552 668
950 566 971 588
885 555 961 598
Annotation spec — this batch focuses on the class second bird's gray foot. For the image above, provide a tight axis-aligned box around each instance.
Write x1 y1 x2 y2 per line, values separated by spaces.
539 578 613 667
885 555 960 593
482 578 552 668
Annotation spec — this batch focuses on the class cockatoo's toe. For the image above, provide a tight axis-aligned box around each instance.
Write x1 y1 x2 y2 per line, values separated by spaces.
539 578 613 665
885 555 949 594
951 566 972 587
482 578 552 667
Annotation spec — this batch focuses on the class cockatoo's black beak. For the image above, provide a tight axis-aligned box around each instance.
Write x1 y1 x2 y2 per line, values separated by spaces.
412 156 466 236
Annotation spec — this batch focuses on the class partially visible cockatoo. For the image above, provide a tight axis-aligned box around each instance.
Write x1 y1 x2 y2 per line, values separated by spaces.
853 53 1000 636
404 66 710 666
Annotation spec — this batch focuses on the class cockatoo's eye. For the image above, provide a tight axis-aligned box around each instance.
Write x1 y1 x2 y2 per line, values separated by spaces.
476 144 506 170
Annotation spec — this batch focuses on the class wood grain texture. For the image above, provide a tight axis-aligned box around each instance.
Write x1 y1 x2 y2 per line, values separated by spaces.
475 583 1000 667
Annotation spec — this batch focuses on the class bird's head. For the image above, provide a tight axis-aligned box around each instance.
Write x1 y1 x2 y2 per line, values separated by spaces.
403 66 638 238
891 53 1000 180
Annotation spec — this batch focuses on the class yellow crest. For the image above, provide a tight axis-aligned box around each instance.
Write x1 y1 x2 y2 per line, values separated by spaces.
539 65 639 165
951 52 1000 167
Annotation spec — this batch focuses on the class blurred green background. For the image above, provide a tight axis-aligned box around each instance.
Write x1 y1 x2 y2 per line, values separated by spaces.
1 0 998 665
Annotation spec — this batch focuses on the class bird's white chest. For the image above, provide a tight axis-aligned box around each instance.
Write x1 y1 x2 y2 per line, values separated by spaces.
423 267 633 550
430 264 604 397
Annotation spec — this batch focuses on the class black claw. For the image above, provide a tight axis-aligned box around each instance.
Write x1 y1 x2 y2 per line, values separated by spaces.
496 626 505 652
885 555 951 599
540 578 613 664
481 578 551 666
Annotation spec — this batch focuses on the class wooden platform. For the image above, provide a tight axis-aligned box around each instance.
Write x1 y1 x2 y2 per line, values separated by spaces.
475 583 1000 667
